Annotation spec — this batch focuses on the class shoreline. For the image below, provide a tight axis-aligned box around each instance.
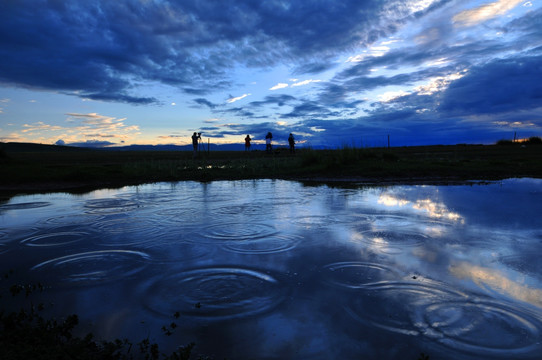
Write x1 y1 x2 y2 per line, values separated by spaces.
0 175 527 198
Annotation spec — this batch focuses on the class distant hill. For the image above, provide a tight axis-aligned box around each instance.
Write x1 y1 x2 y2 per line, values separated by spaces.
0 141 272 153
0 142 91 153
117 143 270 151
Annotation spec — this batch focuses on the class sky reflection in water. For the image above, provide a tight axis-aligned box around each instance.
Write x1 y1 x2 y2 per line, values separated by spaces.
1 178 541 359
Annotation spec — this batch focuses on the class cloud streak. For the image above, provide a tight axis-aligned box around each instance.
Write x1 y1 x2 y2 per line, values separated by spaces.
453 0 524 27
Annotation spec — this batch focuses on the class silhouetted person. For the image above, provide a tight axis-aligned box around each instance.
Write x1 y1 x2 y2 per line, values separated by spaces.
288 133 295 154
192 132 200 158
245 135 251 151
265 132 273 153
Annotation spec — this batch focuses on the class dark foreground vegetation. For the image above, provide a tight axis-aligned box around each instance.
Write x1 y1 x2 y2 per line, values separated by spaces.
1 139 542 196
1 274 435 360
1 273 198 360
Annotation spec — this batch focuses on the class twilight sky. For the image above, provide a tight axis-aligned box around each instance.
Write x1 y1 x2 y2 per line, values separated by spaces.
1 0 541 148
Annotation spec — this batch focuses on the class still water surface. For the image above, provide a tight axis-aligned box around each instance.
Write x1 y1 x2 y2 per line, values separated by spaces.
1 179 542 359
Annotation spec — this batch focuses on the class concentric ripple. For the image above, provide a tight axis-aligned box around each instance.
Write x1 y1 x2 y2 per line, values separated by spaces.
40 213 105 226
31 250 150 286
143 267 286 320
20 230 89 247
0 201 51 211
84 198 142 214
93 216 163 246
113 190 183 204
211 203 267 217
417 298 542 357
269 196 310 207
199 223 278 242
367 214 423 230
355 230 429 248
143 241 212 263
293 214 360 228
323 262 401 289
497 253 542 275
222 234 303 254
155 206 202 218
345 280 467 336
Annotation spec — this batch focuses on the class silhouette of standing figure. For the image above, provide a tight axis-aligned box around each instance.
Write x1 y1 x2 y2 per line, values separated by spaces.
245 135 251 151
265 132 273 153
288 133 295 154
192 132 200 158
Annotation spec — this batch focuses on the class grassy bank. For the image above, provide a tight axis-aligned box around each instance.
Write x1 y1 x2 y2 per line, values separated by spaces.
1 142 541 195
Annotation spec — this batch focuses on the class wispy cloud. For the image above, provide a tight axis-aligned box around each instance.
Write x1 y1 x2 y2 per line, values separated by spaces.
15 113 141 146
227 94 251 103
21 122 64 133
0 132 25 142
453 0 524 27
0 98 9 114
194 98 218 109
291 79 322 87
270 83 289 91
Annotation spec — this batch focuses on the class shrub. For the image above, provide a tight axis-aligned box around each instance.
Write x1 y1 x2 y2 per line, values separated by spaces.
1 275 196 360
496 139 514 146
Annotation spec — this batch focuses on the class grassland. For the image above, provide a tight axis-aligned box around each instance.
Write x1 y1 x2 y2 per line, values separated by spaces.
1 141 542 196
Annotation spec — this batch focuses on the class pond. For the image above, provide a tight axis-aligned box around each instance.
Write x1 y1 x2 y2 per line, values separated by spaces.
1 178 542 359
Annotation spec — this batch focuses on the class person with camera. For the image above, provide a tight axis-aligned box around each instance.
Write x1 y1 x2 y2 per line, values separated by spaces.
265 132 273 153
288 133 295 154
192 132 201 158
245 134 252 152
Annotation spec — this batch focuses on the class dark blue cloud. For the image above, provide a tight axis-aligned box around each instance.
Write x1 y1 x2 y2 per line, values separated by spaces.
248 95 297 108
439 54 542 115
280 101 341 119
293 61 338 75
0 0 419 104
194 98 218 109
505 7 542 40
222 107 257 119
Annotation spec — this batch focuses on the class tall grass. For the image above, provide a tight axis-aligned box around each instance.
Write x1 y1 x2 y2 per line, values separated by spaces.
300 145 397 173
2 143 542 194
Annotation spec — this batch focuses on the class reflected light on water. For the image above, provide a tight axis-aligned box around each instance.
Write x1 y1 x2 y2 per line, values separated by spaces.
378 192 463 223
413 199 463 222
378 194 410 207
450 262 542 309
